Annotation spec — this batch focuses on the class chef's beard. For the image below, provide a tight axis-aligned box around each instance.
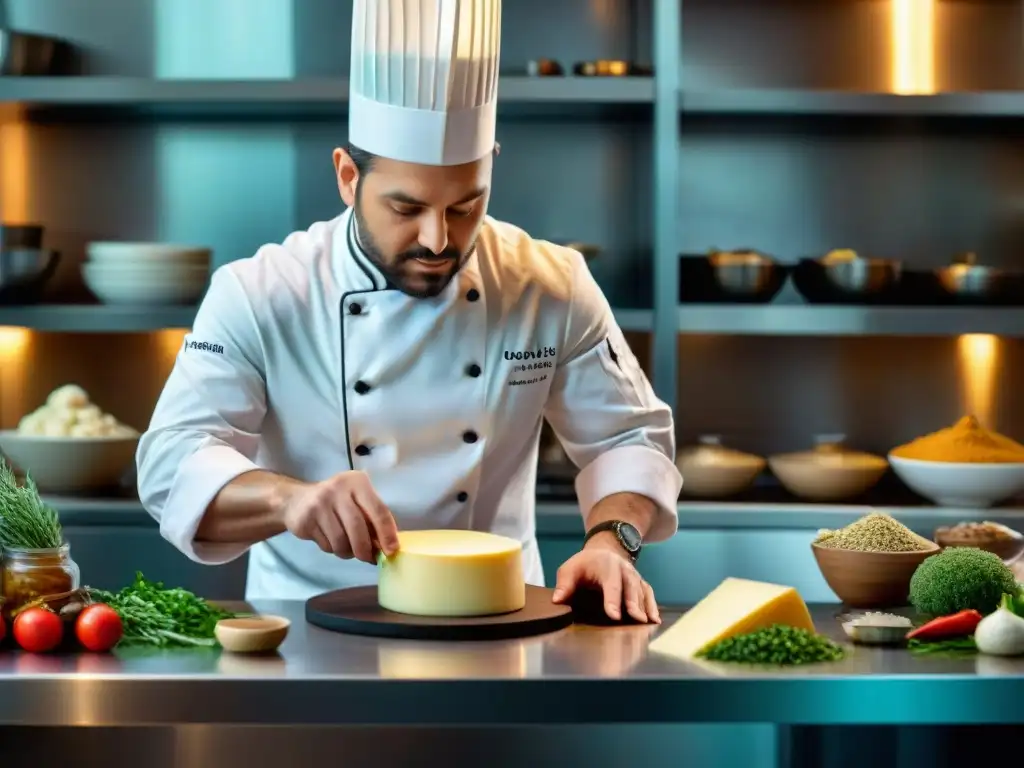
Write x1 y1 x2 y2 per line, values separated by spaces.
353 203 472 299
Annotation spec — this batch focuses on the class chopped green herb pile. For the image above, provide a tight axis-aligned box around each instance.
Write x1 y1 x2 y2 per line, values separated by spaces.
90 572 237 648
907 637 978 656
697 624 846 665
0 463 62 549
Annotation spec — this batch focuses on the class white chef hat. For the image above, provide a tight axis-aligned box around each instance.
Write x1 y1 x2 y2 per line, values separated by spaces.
348 0 502 167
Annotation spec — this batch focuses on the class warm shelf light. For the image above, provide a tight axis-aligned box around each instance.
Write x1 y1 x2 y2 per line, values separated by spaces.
957 333 998 426
0 118 30 222
891 0 936 95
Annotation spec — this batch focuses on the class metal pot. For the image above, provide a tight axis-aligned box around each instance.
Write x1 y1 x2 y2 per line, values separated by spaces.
935 251 1024 303
679 248 788 303
793 249 902 304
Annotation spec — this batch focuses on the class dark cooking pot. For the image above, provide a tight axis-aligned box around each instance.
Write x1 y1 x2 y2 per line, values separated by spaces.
0 248 59 304
679 249 788 303
793 250 902 305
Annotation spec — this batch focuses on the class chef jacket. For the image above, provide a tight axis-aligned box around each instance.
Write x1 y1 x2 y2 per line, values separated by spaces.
136 206 681 600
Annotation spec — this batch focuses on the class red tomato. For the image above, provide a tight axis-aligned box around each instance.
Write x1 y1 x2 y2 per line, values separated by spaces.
13 608 63 653
75 604 123 652
0 614 6 643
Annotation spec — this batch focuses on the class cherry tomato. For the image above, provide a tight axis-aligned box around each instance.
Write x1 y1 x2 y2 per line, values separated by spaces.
75 604 123 652
13 607 63 653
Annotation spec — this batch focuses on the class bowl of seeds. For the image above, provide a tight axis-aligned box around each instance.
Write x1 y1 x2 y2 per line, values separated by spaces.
812 511 940 608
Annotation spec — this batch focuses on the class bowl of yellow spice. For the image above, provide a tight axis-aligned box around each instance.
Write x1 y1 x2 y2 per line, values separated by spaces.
888 416 1024 508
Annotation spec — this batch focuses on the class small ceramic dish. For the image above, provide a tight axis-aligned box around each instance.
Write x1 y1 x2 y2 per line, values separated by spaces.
215 615 290 654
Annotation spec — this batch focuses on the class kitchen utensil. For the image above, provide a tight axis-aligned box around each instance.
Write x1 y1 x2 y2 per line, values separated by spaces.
679 250 788 303
0 224 43 249
0 28 69 76
0 248 59 304
812 541 939 608
888 455 1024 508
676 435 765 498
305 585 573 641
215 616 290 654
934 522 1024 563
769 435 888 501
793 249 902 304
0 431 139 493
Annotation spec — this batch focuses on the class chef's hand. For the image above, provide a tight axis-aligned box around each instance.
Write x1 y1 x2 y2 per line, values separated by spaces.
281 470 400 564
551 541 660 624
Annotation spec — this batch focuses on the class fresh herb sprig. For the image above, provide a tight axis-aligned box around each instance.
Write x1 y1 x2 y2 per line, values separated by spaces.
907 637 978 656
0 462 63 549
697 624 846 665
90 572 237 648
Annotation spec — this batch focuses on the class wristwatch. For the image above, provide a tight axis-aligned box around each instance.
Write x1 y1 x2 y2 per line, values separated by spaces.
583 520 642 563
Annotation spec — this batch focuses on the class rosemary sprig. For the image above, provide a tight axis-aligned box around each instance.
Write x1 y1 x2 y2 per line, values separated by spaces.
0 461 63 549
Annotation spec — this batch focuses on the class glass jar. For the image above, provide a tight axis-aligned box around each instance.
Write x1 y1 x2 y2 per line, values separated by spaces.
2 543 81 618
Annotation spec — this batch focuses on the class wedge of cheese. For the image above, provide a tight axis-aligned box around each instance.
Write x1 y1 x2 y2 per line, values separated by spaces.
377 529 526 617
648 577 815 661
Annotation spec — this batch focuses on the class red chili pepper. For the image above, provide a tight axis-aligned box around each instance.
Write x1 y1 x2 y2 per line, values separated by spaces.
906 609 983 641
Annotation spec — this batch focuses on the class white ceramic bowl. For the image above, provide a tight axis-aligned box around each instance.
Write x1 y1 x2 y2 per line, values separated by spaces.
82 263 209 305
0 431 139 493
889 454 1024 508
86 242 212 267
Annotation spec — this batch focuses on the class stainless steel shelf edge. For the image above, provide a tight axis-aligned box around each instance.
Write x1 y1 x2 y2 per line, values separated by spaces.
676 305 1024 336
0 77 653 106
0 305 645 333
0 305 197 332
535 500 1024 533
680 89 1024 117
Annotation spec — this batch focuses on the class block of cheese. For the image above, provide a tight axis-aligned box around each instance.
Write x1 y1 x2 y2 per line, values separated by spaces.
377 529 526 617
648 577 815 661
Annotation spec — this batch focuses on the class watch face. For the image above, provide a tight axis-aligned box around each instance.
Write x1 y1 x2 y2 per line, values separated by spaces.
616 522 642 553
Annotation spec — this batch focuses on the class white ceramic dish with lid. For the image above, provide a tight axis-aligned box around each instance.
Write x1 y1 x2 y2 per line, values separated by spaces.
769 434 888 501
676 435 766 498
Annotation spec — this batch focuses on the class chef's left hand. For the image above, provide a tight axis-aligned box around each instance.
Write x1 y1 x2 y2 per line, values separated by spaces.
551 540 660 624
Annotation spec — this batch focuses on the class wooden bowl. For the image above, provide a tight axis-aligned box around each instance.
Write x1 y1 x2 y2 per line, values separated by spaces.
811 542 940 608
934 525 1024 563
215 616 290 654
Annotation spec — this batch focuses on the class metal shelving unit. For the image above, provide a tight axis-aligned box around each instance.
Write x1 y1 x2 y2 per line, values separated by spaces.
0 305 651 333
676 306 1024 337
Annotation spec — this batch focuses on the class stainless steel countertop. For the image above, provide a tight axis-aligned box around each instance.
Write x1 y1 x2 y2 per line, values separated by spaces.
1 602 1023 727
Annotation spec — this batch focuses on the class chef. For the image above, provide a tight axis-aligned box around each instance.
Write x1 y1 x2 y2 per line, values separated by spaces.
137 0 682 624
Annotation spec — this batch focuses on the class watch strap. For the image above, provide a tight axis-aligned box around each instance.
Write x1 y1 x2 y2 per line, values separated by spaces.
583 520 641 562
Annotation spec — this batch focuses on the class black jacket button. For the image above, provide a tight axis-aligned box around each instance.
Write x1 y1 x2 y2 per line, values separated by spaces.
349 302 363 315
462 430 478 444
457 491 469 503
354 380 371 395
465 363 481 378
354 444 371 456
466 288 480 302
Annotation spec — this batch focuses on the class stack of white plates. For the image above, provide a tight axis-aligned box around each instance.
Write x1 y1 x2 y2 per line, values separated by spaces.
83 242 213 305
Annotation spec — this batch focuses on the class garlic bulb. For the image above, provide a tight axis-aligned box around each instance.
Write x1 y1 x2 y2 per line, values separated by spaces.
974 594 1024 657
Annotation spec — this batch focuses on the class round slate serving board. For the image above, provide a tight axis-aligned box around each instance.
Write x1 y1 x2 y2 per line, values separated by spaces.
305 585 574 641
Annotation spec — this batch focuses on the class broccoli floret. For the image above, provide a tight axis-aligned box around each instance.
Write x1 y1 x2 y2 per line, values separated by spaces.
909 547 1019 616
